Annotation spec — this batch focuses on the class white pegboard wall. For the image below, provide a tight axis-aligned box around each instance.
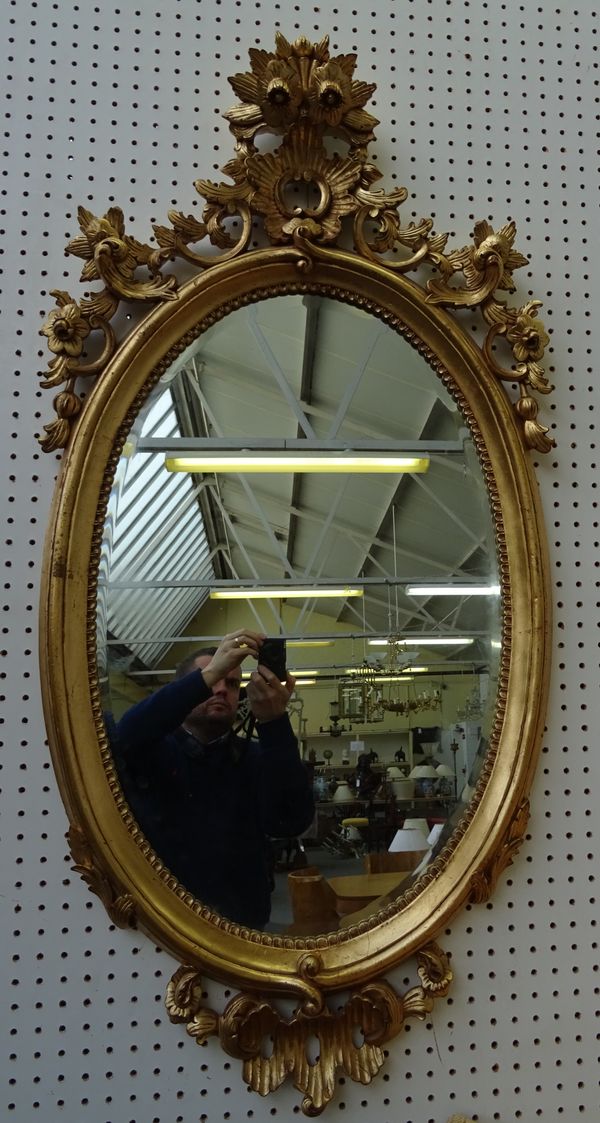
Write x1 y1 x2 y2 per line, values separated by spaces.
1 2 599 1121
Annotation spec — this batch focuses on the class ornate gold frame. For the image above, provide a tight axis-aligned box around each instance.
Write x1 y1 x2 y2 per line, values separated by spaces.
39 33 551 1117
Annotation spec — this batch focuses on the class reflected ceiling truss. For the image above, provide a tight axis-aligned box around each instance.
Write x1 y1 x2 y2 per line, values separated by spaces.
102 295 499 679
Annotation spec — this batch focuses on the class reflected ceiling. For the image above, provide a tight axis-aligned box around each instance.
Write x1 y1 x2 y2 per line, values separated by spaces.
100 295 498 682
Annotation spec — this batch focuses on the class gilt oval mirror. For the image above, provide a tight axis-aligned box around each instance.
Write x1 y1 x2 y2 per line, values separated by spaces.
38 31 551 1114
42 247 549 982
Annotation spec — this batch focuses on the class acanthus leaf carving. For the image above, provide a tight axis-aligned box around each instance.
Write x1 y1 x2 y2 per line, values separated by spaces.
225 33 378 156
38 203 177 449
469 798 531 903
66 205 178 303
67 824 136 928
425 222 553 449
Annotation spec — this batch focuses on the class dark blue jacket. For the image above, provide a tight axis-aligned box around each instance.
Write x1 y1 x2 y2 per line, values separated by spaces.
113 669 314 929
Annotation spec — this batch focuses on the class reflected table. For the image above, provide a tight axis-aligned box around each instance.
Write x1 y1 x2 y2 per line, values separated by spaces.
328 871 410 916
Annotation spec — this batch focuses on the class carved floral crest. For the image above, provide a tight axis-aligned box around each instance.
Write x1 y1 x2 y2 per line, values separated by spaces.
38 31 553 455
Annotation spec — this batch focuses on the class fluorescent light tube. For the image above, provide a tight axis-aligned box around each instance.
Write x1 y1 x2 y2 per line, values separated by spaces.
165 455 430 474
209 587 363 600
368 637 474 646
287 640 334 648
406 585 500 596
344 672 424 681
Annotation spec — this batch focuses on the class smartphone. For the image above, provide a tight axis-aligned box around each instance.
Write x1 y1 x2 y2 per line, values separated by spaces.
260 637 287 682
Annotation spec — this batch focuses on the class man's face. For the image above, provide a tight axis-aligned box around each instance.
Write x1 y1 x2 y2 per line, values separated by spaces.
187 655 241 734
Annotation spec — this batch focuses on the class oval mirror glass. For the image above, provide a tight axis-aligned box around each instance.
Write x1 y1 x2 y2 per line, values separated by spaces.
97 293 501 936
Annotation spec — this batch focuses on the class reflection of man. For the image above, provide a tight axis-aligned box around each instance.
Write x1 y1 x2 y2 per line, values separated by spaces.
114 630 314 929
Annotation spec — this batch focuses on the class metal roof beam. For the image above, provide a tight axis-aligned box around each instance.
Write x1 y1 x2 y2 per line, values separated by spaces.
247 303 316 439
138 437 464 453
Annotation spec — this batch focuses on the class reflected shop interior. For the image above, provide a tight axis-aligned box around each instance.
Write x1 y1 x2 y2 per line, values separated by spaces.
97 294 501 936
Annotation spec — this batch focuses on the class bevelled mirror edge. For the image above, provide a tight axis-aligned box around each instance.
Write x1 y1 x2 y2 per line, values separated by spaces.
37 30 552 1116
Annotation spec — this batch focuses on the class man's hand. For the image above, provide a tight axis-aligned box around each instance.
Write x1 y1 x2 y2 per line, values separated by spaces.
202 630 265 689
246 667 296 724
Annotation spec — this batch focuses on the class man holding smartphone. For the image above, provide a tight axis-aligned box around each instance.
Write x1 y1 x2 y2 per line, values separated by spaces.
113 630 314 930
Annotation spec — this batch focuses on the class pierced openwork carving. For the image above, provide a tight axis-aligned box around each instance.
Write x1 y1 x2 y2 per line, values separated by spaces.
166 943 452 1116
38 31 553 455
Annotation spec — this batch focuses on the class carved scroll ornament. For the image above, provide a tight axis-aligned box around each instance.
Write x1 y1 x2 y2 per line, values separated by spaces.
166 944 453 1116
38 32 553 455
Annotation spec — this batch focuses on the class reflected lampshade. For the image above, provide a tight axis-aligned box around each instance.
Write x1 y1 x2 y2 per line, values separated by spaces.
402 817 429 833
427 823 444 847
388 826 429 852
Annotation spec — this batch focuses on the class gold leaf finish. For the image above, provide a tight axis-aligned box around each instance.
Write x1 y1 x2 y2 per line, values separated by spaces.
165 965 205 1022
39 33 553 453
38 202 176 447
469 799 531 904
67 824 136 928
417 942 454 996
426 223 554 448
165 944 452 1115
41 251 550 1097
66 205 177 302
225 33 378 152
427 219 529 305
40 294 91 360
39 30 553 1117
